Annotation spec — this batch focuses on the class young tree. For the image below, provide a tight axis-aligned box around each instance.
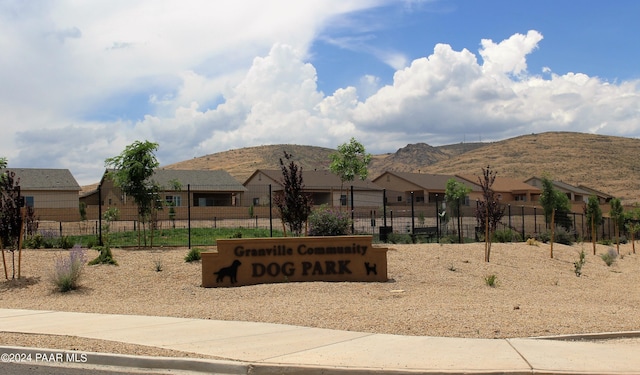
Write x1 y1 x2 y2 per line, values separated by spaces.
584 195 602 255
274 152 313 236
0 161 24 279
624 204 640 254
475 166 505 262
445 179 472 243
539 176 572 231
105 140 161 248
609 197 624 254
329 138 372 208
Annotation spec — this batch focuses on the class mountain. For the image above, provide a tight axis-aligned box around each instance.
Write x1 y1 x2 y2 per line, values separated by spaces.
161 132 640 203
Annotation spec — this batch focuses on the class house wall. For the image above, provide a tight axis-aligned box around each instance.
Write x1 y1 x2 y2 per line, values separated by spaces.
21 189 81 221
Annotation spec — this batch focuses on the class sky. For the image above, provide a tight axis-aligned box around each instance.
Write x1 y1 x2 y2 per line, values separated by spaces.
2 0 640 185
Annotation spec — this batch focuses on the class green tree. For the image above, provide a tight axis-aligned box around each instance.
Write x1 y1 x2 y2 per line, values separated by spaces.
445 178 472 244
624 204 640 254
274 152 313 236
105 140 161 248
539 176 572 231
329 138 372 208
609 197 624 254
0 160 24 279
584 195 602 255
475 166 505 262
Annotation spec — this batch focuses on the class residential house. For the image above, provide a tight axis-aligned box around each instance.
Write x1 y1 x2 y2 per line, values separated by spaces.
243 169 383 208
1 168 81 221
82 169 246 220
577 185 614 204
371 171 483 206
456 175 542 204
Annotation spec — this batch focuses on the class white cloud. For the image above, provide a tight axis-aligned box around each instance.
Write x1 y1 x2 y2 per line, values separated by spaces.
3 0 640 186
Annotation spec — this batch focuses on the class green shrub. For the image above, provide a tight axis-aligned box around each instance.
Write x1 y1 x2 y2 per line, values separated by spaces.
387 233 413 244
484 274 498 287
58 236 74 250
493 229 522 243
308 205 351 236
574 250 586 276
600 248 617 266
88 246 118 265
51 245 87 292
184 247 202 262
535 227 573 245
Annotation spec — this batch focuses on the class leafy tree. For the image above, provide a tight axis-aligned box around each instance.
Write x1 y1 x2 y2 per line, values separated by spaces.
584 195 602 255
105 140 161 248
329 138 372 208
0 160 24 279
539 176 572 230
475 166 505 262
274 152 313 236
445 178 471 244
609 197 624 254
624 204 640 254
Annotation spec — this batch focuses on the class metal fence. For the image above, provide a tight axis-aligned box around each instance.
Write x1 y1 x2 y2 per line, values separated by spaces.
25 184 618 248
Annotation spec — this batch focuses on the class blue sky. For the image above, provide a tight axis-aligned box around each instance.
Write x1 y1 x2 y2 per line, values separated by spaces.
1 0 639 185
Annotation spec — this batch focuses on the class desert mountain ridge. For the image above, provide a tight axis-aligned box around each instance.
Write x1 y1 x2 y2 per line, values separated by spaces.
162 132 640 204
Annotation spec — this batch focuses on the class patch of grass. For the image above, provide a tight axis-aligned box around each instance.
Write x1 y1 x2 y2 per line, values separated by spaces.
600 248 617 267
184 247 202 262
152 253 163 272
88 246 118 266
484 274 498 287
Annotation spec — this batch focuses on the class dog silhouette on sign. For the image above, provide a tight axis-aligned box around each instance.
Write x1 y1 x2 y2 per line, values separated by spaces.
214 260 242 284
364 262 377 275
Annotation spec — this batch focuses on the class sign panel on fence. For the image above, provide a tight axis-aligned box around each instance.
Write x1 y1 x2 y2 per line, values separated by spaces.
202 235 388 287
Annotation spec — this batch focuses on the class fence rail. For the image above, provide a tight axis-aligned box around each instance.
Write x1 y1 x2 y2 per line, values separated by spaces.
22 184 619 248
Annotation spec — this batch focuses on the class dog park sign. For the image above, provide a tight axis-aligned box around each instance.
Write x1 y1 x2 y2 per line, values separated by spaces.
201 236 388 287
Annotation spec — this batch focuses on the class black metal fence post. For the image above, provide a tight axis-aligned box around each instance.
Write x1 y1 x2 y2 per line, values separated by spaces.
350 185 354 234
187 184 191 249
98 184 103 246
269 184 273 237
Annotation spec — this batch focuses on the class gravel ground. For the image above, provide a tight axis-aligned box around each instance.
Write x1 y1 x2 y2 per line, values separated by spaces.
1 242 639 357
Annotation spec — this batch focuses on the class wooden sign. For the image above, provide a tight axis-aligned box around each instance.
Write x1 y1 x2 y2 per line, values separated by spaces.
202 236 388 287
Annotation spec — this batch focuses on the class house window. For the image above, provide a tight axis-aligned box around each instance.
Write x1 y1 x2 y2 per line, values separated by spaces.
253 197 260 206
340 194 347 206
193 193 232 206
397 196 402 202
165 195 181 207
416 196 425 203
24 196 34 207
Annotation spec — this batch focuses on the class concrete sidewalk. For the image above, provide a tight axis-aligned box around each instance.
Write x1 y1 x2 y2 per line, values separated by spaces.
1 309 639 374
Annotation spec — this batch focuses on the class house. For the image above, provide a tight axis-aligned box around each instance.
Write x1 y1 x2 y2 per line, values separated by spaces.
1 168 81 221
456 175 542 204
371 171 483 206
243 169 383 208
524 177 592 203
577 185 614 204
82 169 247 221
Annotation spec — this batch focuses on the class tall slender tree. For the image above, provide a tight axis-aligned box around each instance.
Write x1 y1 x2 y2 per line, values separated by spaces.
445 178 471 244
475 166 505 262
609 197 624 254
105 140 161 248
329 138 371 209
584 195 602 255
0 159 24 279
274 152 313 236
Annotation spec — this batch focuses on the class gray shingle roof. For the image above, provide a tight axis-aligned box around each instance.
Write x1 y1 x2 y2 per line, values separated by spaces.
248 169 382 190
1 168 80 191
152 169 246 192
